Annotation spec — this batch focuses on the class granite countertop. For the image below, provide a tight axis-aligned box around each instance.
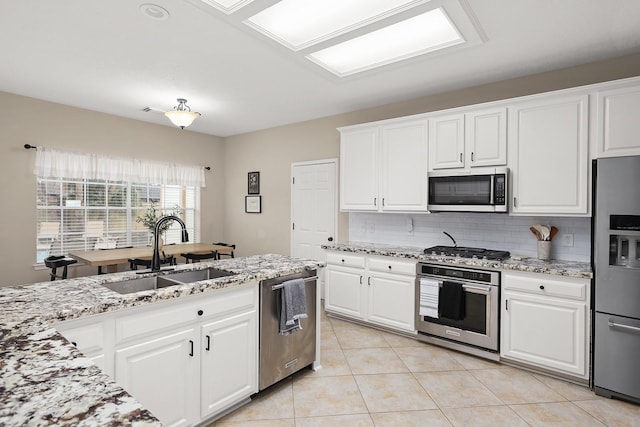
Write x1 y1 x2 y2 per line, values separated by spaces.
323 243 592 279
0 254 323 426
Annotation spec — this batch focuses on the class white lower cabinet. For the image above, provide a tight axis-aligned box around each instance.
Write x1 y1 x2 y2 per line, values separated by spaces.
56 283 259 427
54 316 114 379
367 271 415 331
116 328 199 427
500 271 590 379
200 310 257 419
325 252 415 333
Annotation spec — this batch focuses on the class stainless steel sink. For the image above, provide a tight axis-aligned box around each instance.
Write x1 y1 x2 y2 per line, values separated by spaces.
101 268 237 294
167 267 236 283
101 275 181 294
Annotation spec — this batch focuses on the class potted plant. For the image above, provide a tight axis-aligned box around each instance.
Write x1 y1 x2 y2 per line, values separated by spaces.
136 202 183 247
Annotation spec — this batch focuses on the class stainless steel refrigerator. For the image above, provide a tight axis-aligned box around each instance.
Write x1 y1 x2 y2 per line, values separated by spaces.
592 155 640 403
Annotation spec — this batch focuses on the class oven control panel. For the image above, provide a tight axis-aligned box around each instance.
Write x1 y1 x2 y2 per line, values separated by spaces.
418 264 499 285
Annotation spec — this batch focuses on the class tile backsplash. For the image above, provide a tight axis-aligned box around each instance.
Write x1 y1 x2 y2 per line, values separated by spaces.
349 212 591 262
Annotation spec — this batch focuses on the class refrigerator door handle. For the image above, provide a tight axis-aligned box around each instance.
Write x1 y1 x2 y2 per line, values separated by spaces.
608 320 640 334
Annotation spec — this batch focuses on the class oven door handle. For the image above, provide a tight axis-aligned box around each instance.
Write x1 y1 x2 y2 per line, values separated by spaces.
462 284 492 293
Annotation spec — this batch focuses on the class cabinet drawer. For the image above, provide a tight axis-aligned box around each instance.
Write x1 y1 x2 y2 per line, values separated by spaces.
116 285 257 344
326 252 365 269
368 257 416 276
503 272 588 301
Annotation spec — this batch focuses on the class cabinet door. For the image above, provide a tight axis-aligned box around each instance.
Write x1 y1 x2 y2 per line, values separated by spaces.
115 328 199 427
340 127 379 211
200 309 257 419
367 273 415 332
466 107 507 167
325 265 365 320
501 290 587 378
380 120 428 211
595 82 640 158
429 114 465 170
509 94 589 215
56 317 114 379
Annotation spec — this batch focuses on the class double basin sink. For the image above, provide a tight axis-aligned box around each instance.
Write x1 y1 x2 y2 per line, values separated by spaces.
101 267 237 295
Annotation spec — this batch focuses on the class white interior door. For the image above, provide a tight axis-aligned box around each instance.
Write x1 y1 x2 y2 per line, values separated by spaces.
291 159 337 297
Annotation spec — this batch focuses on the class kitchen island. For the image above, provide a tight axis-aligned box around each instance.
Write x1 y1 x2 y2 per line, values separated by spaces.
0 254 323 426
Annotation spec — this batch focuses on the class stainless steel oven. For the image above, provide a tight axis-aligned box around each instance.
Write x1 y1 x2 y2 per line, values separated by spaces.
415 263 500 356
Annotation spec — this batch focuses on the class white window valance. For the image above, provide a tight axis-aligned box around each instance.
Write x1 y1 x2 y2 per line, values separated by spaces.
34 147 206 187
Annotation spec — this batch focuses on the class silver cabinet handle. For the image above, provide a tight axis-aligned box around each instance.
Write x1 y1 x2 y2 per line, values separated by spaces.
462 284 490 292
189 340 194 357
513 197 517 207
382 198 385 206
359 275 363 284
608 320 640 333
367 277 371 286
471 152 475 162
374 197 377 206
206 335 211 351
459 153 463 162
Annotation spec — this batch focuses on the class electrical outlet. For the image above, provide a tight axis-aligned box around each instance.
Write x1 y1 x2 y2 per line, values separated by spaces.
560 233 574 247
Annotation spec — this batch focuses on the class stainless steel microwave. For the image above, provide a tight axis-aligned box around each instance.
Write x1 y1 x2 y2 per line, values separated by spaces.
428 167 508 213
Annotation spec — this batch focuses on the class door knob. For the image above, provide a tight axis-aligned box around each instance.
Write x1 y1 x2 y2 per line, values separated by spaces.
328 237 334 242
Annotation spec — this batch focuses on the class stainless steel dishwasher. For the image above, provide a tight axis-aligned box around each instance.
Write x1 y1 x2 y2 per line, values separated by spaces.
259 270 317 391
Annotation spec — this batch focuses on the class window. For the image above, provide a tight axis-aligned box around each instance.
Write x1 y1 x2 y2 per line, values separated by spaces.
36 177 198 263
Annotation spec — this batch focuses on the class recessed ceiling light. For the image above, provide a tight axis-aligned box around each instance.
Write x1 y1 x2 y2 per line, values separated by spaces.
199 0 255 15
245 0 426 51
307 8 464 77
139 4 170 21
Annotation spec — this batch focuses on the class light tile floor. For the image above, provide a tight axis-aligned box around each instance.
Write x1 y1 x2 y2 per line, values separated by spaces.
213 309 640 426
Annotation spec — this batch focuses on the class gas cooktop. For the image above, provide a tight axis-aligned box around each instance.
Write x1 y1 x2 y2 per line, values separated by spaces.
424 245 511 261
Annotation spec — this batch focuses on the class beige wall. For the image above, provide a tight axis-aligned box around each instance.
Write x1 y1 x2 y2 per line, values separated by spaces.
3 53 640 286
0 92 224 286
222 52 640 257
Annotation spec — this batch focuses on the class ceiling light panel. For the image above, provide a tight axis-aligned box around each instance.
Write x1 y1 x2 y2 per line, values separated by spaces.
245 0 427 51
307 8 464 77
199 0 255 14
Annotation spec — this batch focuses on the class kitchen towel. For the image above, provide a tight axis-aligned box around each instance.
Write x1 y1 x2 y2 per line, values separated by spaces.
419 278 440 318
438 281 465 320
279 278 307 335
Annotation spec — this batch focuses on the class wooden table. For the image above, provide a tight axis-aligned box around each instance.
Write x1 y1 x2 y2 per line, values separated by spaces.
69 243 233 273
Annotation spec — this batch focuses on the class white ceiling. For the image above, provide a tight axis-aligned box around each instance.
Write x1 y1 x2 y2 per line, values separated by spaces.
1 0 640 137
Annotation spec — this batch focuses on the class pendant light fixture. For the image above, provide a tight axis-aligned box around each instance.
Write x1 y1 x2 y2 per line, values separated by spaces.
165 98 201 129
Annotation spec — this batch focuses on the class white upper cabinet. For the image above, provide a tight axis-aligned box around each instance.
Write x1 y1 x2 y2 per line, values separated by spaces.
380 120 429 211
430 107 507 170
340 127 378 211
595 79 640 158
429 114 465 169
466 107 508 167
508 93 590 216
340 118 428 212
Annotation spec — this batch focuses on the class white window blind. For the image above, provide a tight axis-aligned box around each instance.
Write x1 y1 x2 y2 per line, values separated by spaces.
34 148 202 263
36 178 198 262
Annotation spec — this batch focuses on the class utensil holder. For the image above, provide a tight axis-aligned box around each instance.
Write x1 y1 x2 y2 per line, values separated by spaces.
537 241 551 261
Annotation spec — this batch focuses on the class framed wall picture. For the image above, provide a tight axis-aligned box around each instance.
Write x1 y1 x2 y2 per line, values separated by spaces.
245 195 262 213
248 171 260 194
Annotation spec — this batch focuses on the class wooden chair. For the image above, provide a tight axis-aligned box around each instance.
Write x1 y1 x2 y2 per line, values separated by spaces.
44 255 78 281
181 251 218 264
213 242 236 259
